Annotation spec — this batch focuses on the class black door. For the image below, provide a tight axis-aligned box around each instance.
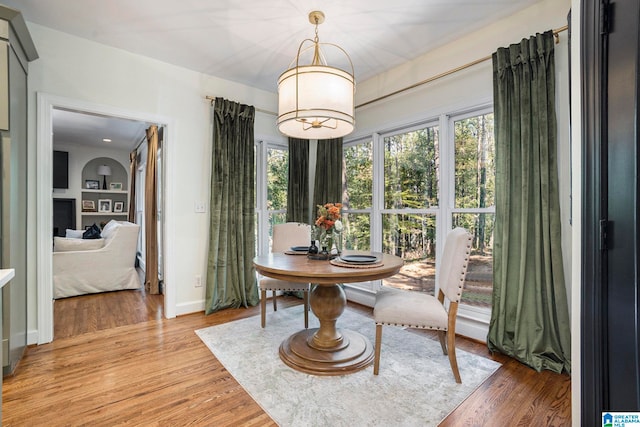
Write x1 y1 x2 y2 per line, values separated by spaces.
581 0 640 421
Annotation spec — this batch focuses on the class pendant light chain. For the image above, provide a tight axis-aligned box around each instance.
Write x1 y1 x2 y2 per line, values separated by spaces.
314 17 320 43
312 16 321 66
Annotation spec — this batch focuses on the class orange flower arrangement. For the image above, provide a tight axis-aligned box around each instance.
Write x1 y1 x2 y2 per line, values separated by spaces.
313 203 343 253
315 202 342 231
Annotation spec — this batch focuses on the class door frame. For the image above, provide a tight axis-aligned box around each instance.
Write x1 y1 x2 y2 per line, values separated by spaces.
36 93 177 344
581 0 640 418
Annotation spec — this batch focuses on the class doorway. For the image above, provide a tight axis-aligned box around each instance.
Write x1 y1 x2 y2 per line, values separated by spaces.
36 93 176 343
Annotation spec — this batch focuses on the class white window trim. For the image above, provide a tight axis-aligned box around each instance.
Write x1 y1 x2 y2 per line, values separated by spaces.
446 107 495 338
255 139 267 256
256 139 288 257
342 104 494 342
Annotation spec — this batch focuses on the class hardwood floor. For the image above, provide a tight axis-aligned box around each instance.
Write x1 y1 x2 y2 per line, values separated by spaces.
53 287 164 340
3 293 571 426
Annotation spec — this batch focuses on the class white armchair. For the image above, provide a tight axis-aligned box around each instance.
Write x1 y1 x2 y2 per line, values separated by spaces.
53 221 141 298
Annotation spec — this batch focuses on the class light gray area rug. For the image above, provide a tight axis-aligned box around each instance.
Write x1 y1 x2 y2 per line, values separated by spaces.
195 305 500 427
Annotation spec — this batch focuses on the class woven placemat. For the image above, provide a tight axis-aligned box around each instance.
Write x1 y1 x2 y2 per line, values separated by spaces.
330 258 384 269
284 251 309 255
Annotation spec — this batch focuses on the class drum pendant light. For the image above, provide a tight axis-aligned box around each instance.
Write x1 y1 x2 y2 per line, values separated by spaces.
277 11 355 139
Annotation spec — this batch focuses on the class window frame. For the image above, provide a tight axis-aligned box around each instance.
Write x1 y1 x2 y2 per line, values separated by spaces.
342 105 495 335
342 137 374 254
375 120 442 250
447 107 495 327
255 104 495 338
255 139 288 257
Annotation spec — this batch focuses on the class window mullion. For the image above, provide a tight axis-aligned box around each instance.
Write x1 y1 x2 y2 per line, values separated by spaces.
255 140 267 256
434 114 452 290
371 132 383 252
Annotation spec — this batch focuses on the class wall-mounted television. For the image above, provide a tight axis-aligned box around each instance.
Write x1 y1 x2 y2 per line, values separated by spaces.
53 150 69 189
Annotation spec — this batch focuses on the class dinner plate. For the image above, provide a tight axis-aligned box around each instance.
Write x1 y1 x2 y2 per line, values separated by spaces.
290 246 310 252
339 254 379 264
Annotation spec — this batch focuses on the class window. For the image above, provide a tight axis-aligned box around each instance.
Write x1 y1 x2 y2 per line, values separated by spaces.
381 124 439 292
267 146 288 243
342 109 495 319
255 142 288 256
256 107 495 320
451 112 495 308
343 140 372 251
383 126 439 209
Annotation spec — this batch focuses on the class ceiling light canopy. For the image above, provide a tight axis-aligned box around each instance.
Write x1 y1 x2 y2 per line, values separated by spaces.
277 11 355 140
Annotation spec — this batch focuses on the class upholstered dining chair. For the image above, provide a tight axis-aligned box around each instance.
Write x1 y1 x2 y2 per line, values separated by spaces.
259 222 312 328
373 227 472 383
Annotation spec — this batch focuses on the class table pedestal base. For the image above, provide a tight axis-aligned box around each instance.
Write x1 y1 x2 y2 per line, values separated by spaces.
279 328 374 376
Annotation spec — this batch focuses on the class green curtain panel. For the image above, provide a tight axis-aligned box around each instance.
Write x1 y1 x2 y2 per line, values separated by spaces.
286 138 309 224
313 138 344 211
205 98 259 314
487 31 571 374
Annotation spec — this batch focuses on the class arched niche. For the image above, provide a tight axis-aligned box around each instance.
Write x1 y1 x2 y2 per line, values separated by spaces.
82 157 128 190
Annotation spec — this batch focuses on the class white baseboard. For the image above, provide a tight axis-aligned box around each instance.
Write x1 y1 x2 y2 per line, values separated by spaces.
27 329 39 346
456 317 489 342
344 285 376 307
456 305 490 342
175 299 205 316
175 291 290 317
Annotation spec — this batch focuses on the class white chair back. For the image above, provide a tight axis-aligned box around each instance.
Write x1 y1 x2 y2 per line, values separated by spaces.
436 227 472 303
271 222 311 253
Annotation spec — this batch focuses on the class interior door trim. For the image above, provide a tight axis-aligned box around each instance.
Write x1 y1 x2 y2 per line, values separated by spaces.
36 93 177 344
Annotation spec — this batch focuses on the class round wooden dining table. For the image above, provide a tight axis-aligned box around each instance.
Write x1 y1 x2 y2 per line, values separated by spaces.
253 251 403 376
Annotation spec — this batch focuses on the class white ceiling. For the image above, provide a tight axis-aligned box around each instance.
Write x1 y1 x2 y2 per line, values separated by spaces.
7 0 542 150
52 108 150 151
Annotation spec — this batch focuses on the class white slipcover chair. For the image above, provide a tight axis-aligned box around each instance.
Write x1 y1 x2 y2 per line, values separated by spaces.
259 222 311 328
373 227 472 383
53 221 141 298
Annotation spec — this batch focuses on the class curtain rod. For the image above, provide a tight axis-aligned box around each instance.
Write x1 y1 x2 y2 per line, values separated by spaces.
355 24 569 109
205 96 277 116
205 25 568 114
134 134 146 152
134 123 158 152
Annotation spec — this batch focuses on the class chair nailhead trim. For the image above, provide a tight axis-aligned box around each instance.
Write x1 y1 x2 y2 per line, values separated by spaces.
375 322 446 330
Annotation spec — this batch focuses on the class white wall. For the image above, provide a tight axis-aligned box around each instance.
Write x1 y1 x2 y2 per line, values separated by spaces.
356 0 571 108
25 22 286 336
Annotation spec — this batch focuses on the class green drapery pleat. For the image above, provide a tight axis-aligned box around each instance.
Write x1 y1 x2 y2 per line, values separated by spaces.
313 138 344 209
487 31 571 373
205 98 259 314
286 138 309 224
